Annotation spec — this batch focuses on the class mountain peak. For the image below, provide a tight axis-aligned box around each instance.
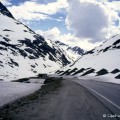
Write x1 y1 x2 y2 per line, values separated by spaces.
0 9 72 80
56 34 120 80
0 2 14 19
68 46 84 55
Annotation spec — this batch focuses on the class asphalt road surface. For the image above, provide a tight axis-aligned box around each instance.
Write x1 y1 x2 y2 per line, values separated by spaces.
0 79 117 120
71 78 120 116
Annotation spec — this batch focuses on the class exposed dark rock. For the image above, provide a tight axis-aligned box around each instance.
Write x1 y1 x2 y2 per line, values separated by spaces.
48 54 55 61
72 68 85 75
98 49 103 53
43 64 46 68
115 74 120 79
18 37 71 65
19 49 27 58
3 37 11 42
12 78 29 83
55 41 67 46
103 46 111 52
115 46 120 49
3 29 13 32
0 61 3 67
55 41 84 55
81 69 95 76
0 2 14 18
0 64 3 67
55 70 64 74
31 65 36 68
60 69 71 76
0 41 17 49
33 71 37 73
24 48 34 54
96 69 109 76
83 49 94 55
35 63 38 66
0 46 7 51
10 58 19 67
67 46 84 55
0 2 73 77
61 54 71 66
23 30 27 32
28 55 37 59
86 67 92 70
111 69 120 74
113 39 120 46
66 68 78 75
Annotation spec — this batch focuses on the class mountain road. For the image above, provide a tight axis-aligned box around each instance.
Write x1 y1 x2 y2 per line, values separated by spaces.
69 78 120 117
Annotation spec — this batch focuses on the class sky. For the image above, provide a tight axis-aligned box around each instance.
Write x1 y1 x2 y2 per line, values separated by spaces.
1 0 120 50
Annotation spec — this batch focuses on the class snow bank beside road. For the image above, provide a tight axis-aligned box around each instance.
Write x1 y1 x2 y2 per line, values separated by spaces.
61 74 120 84
0 81 42 107
77 74 120 84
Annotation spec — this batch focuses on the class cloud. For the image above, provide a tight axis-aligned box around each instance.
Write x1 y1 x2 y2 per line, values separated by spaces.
1 0 11 5
3 0 120 49
36 27 61 40
65 0 120 42
36 27 101 50
108 1 120 11
36 27 74 43
8 0 68 21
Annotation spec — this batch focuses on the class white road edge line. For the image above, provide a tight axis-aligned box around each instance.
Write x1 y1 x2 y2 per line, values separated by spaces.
83 85 120 110
71 79 120 110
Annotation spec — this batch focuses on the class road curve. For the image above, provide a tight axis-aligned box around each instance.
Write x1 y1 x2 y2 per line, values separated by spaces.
71 78 120 116
0 79 116 120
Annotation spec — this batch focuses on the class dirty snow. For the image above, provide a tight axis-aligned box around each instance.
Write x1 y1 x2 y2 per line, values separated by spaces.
0 81 43 107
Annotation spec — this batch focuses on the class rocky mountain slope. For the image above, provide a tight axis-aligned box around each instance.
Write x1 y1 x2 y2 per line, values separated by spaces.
56 35 120 79
55 41 84 60
0 2 72 81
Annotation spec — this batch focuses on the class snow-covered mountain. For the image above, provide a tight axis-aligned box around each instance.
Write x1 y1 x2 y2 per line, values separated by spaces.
0 2 14 19
56 35 120 79
0 2 72 81
55 41 84 60
46 40 74 62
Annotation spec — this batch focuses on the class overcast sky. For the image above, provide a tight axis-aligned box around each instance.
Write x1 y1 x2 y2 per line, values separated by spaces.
1 0 120 50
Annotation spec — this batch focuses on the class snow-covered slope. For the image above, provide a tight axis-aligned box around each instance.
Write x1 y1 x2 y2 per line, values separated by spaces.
0 81 42 107
55 41 84 61
0 2 72 81
46 40 74 62
56 35 120 79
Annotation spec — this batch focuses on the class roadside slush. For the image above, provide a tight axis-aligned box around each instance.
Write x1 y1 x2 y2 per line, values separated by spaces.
0 78 117 120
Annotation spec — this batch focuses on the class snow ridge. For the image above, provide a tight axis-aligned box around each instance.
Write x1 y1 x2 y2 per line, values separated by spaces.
55 41 84 61
56 35 120 80
0 2 72 81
